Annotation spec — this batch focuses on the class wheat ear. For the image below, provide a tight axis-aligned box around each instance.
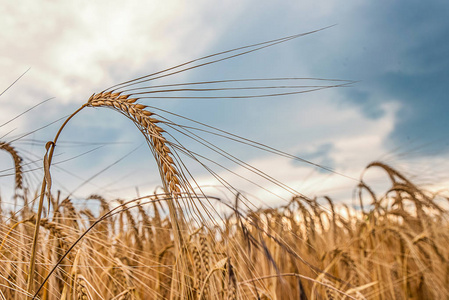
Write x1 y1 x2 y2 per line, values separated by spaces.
0 141 23 190
87 92 181 196
87 92 189 286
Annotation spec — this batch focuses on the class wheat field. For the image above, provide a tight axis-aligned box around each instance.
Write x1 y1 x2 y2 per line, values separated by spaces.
1 31 449 300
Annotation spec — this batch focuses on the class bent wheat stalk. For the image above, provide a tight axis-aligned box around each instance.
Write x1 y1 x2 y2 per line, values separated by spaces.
27 92 186 298
26 105 85 299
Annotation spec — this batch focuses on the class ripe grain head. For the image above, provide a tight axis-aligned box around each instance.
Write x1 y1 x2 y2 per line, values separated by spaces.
87 92 181 197
0 141 23 190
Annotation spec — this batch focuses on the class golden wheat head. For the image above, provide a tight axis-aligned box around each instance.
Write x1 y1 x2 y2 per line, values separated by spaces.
87 92 181 196
0 141 23 190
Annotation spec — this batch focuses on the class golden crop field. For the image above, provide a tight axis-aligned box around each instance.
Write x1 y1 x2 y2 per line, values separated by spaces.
1 31 448 300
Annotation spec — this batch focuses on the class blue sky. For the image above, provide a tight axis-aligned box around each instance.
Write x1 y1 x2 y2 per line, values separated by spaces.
1 1 448 206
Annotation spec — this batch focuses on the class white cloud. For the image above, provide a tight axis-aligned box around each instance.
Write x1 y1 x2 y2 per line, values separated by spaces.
1 1 249 103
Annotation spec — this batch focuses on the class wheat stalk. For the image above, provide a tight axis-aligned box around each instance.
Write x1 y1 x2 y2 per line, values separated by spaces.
26 89 191 297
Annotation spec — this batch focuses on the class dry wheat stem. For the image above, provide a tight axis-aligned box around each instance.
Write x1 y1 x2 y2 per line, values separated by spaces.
26 104 87 299
27 89 188 298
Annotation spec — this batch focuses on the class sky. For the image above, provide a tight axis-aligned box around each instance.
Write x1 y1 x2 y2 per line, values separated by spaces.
1 0 448 210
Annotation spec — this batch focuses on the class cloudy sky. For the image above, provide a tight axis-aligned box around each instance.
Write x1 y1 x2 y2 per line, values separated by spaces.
1 1 448 208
